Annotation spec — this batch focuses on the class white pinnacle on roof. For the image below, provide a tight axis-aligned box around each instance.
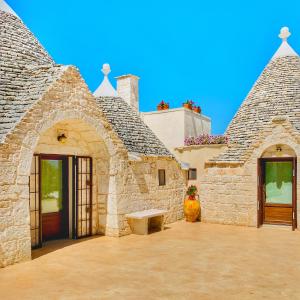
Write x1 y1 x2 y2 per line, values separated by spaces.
94 63 118 97
272 27 298 60
0 0 19 18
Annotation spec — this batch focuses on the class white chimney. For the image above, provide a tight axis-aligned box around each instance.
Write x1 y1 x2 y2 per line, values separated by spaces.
116 74 140 112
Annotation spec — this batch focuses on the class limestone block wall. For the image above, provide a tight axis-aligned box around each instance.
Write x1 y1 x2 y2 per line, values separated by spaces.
116 75 139 112
200 162 257 226
200 120 300 227
174 144 227 192
115 157 186 236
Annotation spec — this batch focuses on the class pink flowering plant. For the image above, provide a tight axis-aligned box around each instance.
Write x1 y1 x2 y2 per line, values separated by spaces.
184 134 229 146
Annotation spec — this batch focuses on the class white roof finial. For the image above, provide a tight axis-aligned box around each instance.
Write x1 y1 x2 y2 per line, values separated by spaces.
93 63 118 97
271 26 298 60
102 63 111 76
279 27 291 41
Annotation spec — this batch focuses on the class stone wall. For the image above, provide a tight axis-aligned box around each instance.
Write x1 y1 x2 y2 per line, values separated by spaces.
174 144 227 193
200 119 300 227
0 66 186 267
116 75 139 112
116 157 186 236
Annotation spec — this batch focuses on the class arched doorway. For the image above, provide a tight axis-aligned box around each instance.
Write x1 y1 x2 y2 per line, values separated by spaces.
28 119 110 248
258 144 297 230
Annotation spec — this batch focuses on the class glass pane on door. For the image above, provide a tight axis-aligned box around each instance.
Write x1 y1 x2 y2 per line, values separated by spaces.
41 160 63 213
265 161 293 204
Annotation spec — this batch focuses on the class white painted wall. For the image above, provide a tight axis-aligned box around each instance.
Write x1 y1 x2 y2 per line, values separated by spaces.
141 107 211 152
184 109 211 138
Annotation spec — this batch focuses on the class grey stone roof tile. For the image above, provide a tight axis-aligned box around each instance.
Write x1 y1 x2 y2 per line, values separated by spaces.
213 56 300 162
0 11 65 142
96 97 172 157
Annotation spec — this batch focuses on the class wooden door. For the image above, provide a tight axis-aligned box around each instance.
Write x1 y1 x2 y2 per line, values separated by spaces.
259 158 297 229
40 155 69 241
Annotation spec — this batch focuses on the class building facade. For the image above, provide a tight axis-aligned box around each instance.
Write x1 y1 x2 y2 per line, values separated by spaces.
0 4 186 267
200 28 300 229
141 107 211 153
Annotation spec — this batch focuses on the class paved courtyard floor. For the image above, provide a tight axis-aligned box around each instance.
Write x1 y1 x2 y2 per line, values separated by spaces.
0 221 300 300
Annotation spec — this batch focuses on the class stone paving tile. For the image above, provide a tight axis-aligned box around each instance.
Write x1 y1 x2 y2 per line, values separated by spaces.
0 221 300 300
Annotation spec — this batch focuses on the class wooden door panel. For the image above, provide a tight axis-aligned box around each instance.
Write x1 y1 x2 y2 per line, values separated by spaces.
264 206 293 225
42 212 63 241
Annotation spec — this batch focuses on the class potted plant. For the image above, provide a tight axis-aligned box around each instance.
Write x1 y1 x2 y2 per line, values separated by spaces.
184 185 200 222
193 106 201 114
183 100 193 110
157 100 169 111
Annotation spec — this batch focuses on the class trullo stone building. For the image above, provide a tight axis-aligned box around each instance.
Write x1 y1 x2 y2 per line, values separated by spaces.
0 2 185 267
200 27 300 230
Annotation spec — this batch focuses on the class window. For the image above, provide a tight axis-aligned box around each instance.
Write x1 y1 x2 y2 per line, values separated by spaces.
158 169 166 186
188 168 197 180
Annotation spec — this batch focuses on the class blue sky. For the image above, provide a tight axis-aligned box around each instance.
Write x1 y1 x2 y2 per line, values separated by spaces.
8 0 300 133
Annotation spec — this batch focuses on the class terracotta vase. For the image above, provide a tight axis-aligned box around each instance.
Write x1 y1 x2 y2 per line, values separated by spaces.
157 105 169 111
184 196 200 222
193 107 201 114
183 103 192 110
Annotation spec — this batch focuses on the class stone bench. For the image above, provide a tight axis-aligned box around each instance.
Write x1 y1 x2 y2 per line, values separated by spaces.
125 209 168 235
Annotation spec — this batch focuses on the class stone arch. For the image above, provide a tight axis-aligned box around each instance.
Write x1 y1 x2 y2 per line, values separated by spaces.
246 121 300 164
260 143 297 158
32 118 111 235
10 108 123 258
16 108 124 178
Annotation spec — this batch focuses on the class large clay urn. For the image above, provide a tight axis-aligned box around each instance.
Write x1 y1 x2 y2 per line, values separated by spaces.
184 185 200 222
184 196 200 222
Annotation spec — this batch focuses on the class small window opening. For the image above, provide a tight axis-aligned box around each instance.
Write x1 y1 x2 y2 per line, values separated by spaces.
158 169 166 186
188 168 197 180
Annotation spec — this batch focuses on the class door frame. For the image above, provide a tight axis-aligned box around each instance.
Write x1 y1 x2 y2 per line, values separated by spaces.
39 154 70 241
72 156 93 239
30 153 93 248
257 157 297 230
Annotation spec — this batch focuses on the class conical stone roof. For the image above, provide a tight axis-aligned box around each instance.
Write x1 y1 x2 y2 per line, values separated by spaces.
0 10 54 66
214 28 300 163
0 9 64 142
